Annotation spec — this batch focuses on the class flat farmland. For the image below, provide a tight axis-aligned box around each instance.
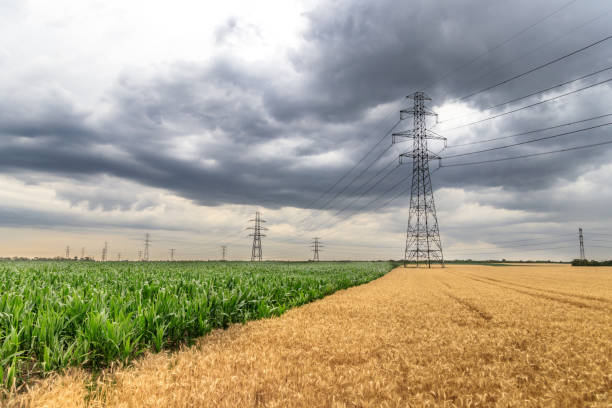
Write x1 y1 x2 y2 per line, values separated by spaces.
11 264 612 407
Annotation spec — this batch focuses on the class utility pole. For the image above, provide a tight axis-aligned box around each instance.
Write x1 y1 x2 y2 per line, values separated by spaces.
117 253 121 262
138 250 142 261
101 242 108 262
221 245 227 261
143 233 151 261
247 211 267 261
170 248 175 261
65 246 70 259
579 227 586 260
393 92 445 268
81 247 85 259
311 237 322 261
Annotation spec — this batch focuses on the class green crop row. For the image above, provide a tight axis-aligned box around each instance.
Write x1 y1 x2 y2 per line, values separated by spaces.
0 261 392 388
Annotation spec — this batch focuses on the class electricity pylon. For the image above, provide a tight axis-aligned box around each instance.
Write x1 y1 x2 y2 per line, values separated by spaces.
170 248 175 261
248 211 267 261
579 227 586 260
143 233 151 261
101 242 108 262
311 237 322 261
65 246 70 259
221 245 227 261
393 92 445 268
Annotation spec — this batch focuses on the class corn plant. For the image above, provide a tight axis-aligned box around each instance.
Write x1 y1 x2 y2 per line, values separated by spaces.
0 261 392 387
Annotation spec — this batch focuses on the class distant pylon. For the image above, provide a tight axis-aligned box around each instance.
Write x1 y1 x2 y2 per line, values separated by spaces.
170 248 175 261
143 233 151 261
101 242 108 262
393 92 446 268
221 245 227 261
247 211 267 261
117 253 121 261
579 227 586 260
65 246 70 259
311 237 322 261
138 250 142 261
81 247 85 259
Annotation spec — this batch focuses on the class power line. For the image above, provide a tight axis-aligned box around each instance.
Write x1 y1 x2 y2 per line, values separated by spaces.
586 232 612 237
301 120 400 211
450 245 576 255
586 238 612 242
441 65 612 125
295 6 597 233
298 4 582 225
442 121 612 159
454 34 612 102
312 144 394 213
478 233 576 245
447 113 612 148
454 239 575 251
310 163 400 232
443 77 612 132
320 167 445 240
450 5 612 103
421 0 579 91
440 138 612 168
309 158 399 230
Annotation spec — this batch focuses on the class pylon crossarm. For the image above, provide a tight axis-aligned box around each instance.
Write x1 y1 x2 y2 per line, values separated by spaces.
426 151 442 160
399 152 440 163
392 131 414 144
424 130 447 141
401 109 437 117
392 130 413 137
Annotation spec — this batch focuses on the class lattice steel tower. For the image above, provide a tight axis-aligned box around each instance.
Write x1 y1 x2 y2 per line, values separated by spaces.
101 242 108 262
248 211 266 261
393 92 445 267
578 227 585 260
143 233 151 262
311 237 322 262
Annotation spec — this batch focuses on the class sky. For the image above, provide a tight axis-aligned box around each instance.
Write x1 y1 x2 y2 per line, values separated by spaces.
0 0 611 261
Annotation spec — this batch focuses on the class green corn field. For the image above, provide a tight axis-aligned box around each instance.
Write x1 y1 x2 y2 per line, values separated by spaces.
0 261 392 388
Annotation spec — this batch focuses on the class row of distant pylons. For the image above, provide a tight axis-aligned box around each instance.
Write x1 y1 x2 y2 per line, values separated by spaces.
246 211 321 262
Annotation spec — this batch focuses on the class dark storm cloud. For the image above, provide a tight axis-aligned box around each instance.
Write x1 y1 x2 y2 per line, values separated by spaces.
1 0 612 225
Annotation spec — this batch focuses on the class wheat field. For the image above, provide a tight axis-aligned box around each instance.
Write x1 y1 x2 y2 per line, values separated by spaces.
9 264 612 407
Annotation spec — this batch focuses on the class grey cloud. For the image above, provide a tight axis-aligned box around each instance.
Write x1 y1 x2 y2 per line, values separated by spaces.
0 0 611 241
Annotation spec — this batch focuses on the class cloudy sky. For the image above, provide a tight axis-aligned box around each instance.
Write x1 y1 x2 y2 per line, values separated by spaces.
1 0 611 261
